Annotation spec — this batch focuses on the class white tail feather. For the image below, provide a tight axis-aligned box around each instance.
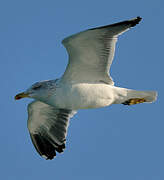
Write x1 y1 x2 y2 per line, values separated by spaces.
114 87 157 104
126 89 157 103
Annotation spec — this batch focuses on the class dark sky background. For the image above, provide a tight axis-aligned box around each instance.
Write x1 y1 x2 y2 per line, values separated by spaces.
0 0 163 179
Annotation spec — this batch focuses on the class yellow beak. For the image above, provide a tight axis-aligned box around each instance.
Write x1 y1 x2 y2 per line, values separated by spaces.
15 92 29 100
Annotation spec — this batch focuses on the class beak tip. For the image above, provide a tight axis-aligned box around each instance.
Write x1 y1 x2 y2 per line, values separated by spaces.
14 92 29 100
15 95 21 100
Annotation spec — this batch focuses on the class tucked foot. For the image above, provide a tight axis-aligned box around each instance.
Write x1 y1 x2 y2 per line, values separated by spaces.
122 98 146 105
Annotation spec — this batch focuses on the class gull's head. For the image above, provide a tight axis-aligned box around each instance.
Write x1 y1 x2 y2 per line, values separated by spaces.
15 80 56 101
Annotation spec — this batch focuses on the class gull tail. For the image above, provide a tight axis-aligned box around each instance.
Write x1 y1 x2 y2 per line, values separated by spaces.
114 87 157 105
122 89 157 105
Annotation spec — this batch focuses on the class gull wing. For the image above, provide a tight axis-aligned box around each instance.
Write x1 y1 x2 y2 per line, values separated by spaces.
61 17 142 85
27 100 76 160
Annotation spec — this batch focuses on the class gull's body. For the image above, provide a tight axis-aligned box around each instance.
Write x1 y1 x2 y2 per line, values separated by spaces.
15 17 157 160
40 81 155 110
41 81 116 109
44 81 115 109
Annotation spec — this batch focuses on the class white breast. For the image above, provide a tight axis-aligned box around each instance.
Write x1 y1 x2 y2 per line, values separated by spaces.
48 82 115 110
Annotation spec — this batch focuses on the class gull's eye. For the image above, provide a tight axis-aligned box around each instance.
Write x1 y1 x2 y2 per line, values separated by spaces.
32 85 42 90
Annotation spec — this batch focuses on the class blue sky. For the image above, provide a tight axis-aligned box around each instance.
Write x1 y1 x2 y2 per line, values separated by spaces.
0 0 163 179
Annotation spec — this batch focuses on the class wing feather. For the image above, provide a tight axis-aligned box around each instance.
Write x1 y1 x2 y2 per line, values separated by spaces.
27 100 76 160
61 17 142 85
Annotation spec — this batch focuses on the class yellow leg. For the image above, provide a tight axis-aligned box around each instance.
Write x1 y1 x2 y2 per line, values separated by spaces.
122 98 146 105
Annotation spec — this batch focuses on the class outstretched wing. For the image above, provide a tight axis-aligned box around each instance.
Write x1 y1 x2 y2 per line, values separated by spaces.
27 100 76 160
61 17 142 85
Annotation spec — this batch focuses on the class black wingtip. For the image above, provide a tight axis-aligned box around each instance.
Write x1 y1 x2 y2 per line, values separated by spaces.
30 133 66 160
130 16 142 27
90 16 142 31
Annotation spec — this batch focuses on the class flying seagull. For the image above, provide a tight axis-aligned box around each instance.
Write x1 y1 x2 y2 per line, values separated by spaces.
15 16 157 160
